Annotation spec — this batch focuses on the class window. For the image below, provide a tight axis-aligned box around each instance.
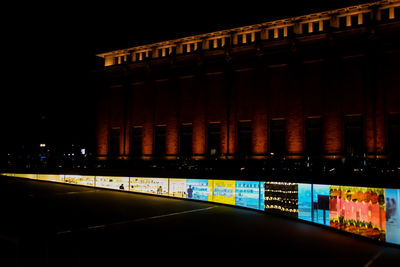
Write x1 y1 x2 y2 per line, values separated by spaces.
395 7 400 20
286 26 294 37
131 127 142 157
339 16 347 29
351 14 359 26
207 123 221 156
362 12 371 25
312 21 319 32
154 125 166 156
302 23 309 34
180 124 192 157
344 115 363 156
388 114 400 158
268 29 275 39
109 128 120 156
380 8 390 22
237 121 252 156
238 34 243 44
270 119 286 155
323 20 330 31
305 117 323 156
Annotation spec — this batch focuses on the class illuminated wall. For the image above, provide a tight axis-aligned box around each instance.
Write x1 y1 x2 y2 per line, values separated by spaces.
298 183 330 226
329 186 386 241
265 182 298 217
96 176 130 191
65 175 95 186
129 177 169 195
236 180 264 210
1 173 399 245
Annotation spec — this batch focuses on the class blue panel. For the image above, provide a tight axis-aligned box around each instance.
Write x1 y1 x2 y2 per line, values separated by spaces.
298 183 330 226
235 181 262 210
186 179 209 201
385 188 400 245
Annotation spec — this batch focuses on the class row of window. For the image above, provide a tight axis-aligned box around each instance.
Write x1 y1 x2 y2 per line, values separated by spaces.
110 6 400 66
108 114 400 157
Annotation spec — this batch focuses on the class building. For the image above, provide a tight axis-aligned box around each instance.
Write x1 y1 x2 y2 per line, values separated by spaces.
94 0 400 165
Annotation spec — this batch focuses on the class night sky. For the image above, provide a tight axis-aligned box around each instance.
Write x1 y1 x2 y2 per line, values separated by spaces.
2 0 373 155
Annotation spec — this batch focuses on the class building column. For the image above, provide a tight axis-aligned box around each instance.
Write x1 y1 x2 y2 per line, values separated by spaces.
252 59 269 156
142 73 155 158
192 70 206 158
363 31 387 157
96 86 109 158
166 75 180 157
322 38 344 156
221 54 236 157
285 49 304 156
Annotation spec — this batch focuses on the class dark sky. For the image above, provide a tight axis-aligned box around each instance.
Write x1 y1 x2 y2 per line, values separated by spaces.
2 0 373 153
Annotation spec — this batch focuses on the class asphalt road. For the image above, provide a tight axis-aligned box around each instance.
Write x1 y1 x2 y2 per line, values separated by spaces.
0 175 399 266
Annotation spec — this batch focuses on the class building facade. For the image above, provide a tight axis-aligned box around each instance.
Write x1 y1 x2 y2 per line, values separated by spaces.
94 0 400 162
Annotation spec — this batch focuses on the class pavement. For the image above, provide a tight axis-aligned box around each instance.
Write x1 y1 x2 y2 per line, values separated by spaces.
0 175 399 266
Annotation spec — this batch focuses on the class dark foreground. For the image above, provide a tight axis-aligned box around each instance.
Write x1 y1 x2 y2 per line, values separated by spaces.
0 176 399 266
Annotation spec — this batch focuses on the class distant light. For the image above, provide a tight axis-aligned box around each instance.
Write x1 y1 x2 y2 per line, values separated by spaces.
40 144 46 148
81 149 86 155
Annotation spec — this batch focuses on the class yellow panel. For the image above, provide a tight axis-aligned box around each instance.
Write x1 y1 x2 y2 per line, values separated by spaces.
129 177 169 195
38 174 64 182
15 173 37 179
169 178 187 198
64 175 95 186
210 179 236 205
96 176 129 191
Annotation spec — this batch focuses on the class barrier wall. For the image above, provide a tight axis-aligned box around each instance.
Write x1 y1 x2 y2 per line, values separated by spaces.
1 173 399 245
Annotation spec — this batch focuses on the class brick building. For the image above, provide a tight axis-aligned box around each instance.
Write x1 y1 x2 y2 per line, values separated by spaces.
94 0 400 163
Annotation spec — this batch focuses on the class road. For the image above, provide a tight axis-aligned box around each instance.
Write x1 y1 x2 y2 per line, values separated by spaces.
0 175 399 266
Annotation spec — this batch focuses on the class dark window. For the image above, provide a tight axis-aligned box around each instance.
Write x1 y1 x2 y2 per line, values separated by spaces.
170 46 176 55
286 26 294 37
154 125 166 156
388 114 400 158
268 29 275 39
270 119 286 155
278 28 284 38
131 127 142 157
351 14 359 26
312 22 320 32
380 8 390 22
237 121 252 156
302 23 309 34
207 123 221 156
363 12 371 25
237 34 243 44
339 16 347 29
109 128 120 156
208 40 214 49
246 33 252 42
395 7 400 20
180 124 192 157
344 115 363 156
182 44 188 54
323 20 330 31
305 117 323 156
